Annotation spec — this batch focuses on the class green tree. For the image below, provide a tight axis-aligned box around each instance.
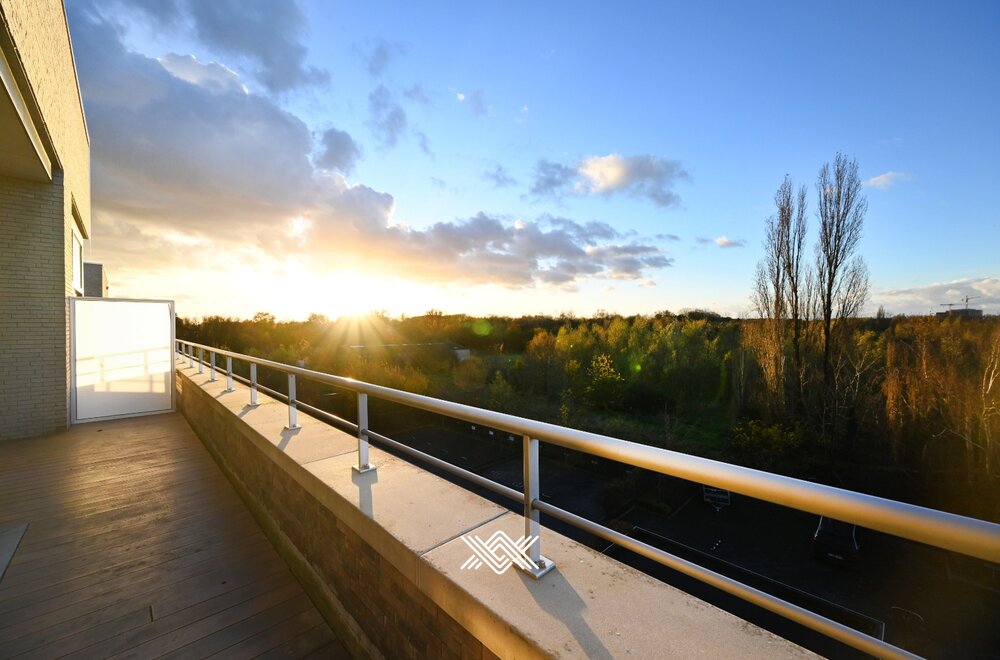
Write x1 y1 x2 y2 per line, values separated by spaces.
586 354 625 410
487 372 515 412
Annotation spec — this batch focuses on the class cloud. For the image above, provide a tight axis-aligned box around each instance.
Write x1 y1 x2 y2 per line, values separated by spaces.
403 84 430 105
863 171 909 190
695 236 744 248
874 277 1000 315
529 159 576 197
484 164 517 188
455 91 465 102
530 154 688 207
368 85 407 147
315 126 360 173
95 0 328 93
158 53 247 95
363 39 402 77
416 131 432 156
67 7 672 295
71 10 316 228
655 233 681 242
714 236 745 248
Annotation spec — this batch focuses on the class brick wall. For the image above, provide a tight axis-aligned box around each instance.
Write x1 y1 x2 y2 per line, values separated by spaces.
0 171 70 439
0 0 91 439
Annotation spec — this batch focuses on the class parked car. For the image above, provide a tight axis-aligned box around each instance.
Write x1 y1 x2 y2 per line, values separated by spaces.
812 517 860 564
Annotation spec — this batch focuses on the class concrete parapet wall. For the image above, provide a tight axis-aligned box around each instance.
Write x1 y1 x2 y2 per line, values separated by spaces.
175 361 813 659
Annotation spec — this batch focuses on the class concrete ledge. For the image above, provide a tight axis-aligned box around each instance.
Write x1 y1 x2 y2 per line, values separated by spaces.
176 361 814 659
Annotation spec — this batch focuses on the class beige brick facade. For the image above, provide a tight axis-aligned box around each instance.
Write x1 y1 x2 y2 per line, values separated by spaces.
1 0 90 439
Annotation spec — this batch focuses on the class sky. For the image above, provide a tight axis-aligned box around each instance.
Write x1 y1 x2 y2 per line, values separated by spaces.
66 0 1000 320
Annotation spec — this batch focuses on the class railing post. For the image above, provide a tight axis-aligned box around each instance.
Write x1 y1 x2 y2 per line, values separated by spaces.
197 348 204 374
209 352 216 381
285 374 299 429
187 344 193 368
353 392 376 473
522 435 554 578
225 356 234 392
249 363 259 406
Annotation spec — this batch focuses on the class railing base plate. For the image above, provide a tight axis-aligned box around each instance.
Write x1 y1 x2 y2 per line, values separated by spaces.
522 555 555 579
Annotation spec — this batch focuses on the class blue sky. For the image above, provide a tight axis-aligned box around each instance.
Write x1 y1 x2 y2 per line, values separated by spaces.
69 0 1000 319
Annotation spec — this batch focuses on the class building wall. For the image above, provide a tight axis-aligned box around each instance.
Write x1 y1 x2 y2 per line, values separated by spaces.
0 0 90 439
0 0 90 232
0 172 70 439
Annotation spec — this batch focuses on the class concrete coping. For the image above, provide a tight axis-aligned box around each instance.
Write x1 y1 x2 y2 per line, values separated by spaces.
177 362 813 658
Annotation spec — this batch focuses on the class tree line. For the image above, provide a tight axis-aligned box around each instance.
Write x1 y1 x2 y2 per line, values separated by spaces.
177 309 998 519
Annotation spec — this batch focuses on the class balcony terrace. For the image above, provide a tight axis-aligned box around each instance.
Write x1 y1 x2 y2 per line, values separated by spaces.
1 339 997 659
0 414 346 658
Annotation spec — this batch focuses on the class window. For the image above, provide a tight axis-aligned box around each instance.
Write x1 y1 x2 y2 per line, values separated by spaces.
72 230 84 295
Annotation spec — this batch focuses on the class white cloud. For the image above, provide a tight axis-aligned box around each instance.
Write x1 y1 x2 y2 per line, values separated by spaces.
874 277 1000 315
158 53 248 95
714 236 745 248
93 0 327 93
531 153 688 207
456 91 465 101
863 171 909 190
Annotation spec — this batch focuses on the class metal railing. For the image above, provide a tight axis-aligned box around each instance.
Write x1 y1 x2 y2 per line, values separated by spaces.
175 339 1000 660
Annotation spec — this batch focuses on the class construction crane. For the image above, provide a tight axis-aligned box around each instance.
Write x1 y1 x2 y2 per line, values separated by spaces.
939 303 957 310
962 295 981 309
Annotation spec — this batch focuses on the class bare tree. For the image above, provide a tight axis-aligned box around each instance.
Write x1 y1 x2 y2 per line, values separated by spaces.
752 195 788 416
815 154 869 393
778 178 809 410
751 176 809 418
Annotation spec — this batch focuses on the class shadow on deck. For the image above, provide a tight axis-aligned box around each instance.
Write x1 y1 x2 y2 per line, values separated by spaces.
0 413 347 659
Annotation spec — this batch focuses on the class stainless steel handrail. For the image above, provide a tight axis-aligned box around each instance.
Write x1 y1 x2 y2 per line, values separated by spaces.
176 338 1000 660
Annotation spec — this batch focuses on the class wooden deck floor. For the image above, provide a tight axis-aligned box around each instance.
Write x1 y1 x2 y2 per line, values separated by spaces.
0 413 347 659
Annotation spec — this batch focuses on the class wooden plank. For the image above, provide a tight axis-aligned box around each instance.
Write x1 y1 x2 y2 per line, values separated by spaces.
8 606 153 659
0 522 264 606
9 479 244 549
253 622 344 660
110 584 307 660
300 638 353 659
0 457 218 510
6 567 292 658
0 533 279 631
206 605 325 658
0 522 27 584
155 593 314 660
0 471 231 535
0 413 341 658
5 502 249 570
